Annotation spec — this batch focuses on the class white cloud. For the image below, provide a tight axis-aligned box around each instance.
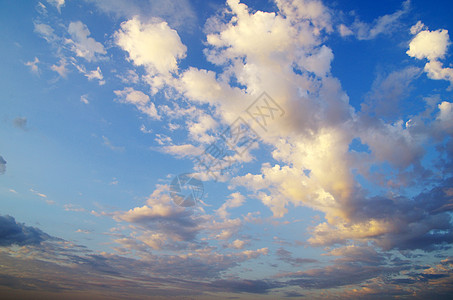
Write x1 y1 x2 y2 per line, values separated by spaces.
186 112 217 144
140 124 152 134
424 61 453 87
228 239 247 249
25 57 40 74
34 23 56 42
80 94 89 104
410 20 427 35
114 17 187 94
109 0 453 256
302 45 333 77
338 24 353 37
216 192 245 219
67 21 106 62
407 26 453 88
436 101 453 133
30 188 47 198
85 66 105 85
117 69 139 84
51 58 68 77
114 87 160 119
161 144 201 158
46 0 65 12
407 28 450 60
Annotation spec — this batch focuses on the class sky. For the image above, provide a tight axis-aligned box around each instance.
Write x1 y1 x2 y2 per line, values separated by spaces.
1 0 453 299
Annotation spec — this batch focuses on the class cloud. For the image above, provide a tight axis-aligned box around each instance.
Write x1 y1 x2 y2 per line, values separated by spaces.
34 23 56 42
102 136 125 152
114 87 160 119
51 58 68 77
227 239 247 249
13 117 27 130
283 247 396 290
410 20 427 35
276 248 318 266
407 24 453 88
338 24 353 37
46 0 65 12
349 0 410 40
114 184 206 248
216 192 245 219
208 278 279 294
407 27 450 60
362 67 421 119
80 94 89 104
85 66 105 85
190 0 453 258
160 144 201 158
114 17 187 94
424 61 453 88
30 188 47 198
0 156 6 175
66 21 106 62
308 178 453 251
0 215 51 246
85 0 197 31
24 57 39 74
117 69 139 84
73 64 105 85
64 204 86 212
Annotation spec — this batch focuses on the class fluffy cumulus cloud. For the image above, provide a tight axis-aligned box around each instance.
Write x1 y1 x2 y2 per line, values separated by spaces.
407 27 450 60
114 17 187 94
110 0 453 257
114 184 206 248
407 23 453 88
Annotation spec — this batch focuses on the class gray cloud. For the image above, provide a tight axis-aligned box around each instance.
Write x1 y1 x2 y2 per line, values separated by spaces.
207 279 282 294
13 117 27 130
0 215 51 246
352 178 453 251
362 67 421 120
276 248 318 266
0 156 5 175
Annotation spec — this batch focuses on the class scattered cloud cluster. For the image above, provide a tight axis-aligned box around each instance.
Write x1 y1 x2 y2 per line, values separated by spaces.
407 22 453 88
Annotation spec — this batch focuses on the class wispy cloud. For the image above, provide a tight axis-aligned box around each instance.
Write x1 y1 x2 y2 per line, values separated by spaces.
102 136 125 152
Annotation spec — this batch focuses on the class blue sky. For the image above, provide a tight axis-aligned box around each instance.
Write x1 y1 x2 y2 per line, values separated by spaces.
1 0 453 299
